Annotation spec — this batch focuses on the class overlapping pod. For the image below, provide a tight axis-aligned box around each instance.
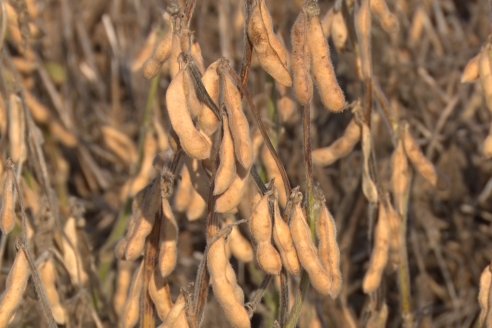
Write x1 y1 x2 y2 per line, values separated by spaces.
370 0 399 34
289 192 334 296
478 263 492 328
113 261 133 317
272 198 301 276
461 53 480 83
0 249 30 327
149 271 173 322
0 169 16 234
123 181 161 260
227 216 254 263
207 236 250 328
157 292 189 328
222 66 253 171
261 146 287 207
361 122 378 203
247 0 292 86
362 201 390 294
39 258 66 324
216 172 250 214
312 118 361 166
330 10 348 51
305 2 345 112
402 124 438 188
214 115 237 195
121 263 143 328
166 69 211 159
186 160 209 220
316 202 342 297
63 217 89 285
355 0 372 80
249 193 282 275
480 44 492 113
174 164 193 212
159 198 178 278
199 60 221 136
291 10 313 105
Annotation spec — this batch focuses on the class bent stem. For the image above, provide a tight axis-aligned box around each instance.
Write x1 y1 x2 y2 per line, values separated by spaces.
286 103 315 328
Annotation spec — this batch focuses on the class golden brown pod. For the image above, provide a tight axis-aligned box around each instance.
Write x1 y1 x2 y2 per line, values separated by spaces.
214 115 237 196
199 60 221 136
290 10 313 105
247 0 292 86
355 0 372 80
158 198 178 278
166 69 212 160
305 2 346 112
0 170 16 234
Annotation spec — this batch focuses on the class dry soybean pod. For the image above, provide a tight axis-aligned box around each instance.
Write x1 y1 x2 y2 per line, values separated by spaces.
158 198 178 278
226 216 254 263
214 115 237 195
355 0 372 80
312 118 361 166
289 193 333 296
149 271 173 322
249 192 282 275
174 164 193 212
8 94 27 166
402 123 438 188
330 9 348 51
222 65 253 171
478 263 492 328
391 135 411 217
261 146 288 207
207 235 250 328
199 60 221 135
166 68 211 160
0 248 30 327
247 0 292 87
186 159 209 220
122 262 143 328
0 169 16 234
461 53 480 83
370 0 399 34
215 173 249 214
143 57 162 80
39 258 66 324
158 292 189 328
290 10 313 105
362 201 390 294
305 1 346 112
272 196 301 276
62 216 89 285
316 199 342 297
153 13 174 63
113 261 134 317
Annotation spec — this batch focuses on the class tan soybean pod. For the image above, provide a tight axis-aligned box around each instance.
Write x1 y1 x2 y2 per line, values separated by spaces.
63 217 89 285
186 186 207 220
223 70 253 171
272 198 301 276
101 125 138 165
261 146 287 207
391 136 411 216
461 53 480 83
355 0 373 80
199 60 221 136
159 198 178 278
480 45 492 112
386 201 402 270
0 170 16 234
158 292 189 328
8 94 27 165
305 2 346 112
122 263 143 328
39 258 66 324
186 160 209 220
247 0 292 87
478 264 492 328
361 122 378 203
0 249 30 327
370 0 399 34
249 193 282 275
362 202 390 294
330 10 348 51
183 65 203 118
148 271 173 321
131 28 157 72
215 173 249 213
214 116 237 195
402 124 438 188
291 10 313 105
125 182 161 260
312 118 361 166
226 216 254 263
166 69 211 160
289 197 333 296
316 203 342 297
174 164 193 212
154 13 174 63
113 261 133 317
143 57 162 80
207 236 250 328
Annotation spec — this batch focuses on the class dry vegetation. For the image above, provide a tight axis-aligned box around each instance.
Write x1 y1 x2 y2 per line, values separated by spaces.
0 0 492 327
